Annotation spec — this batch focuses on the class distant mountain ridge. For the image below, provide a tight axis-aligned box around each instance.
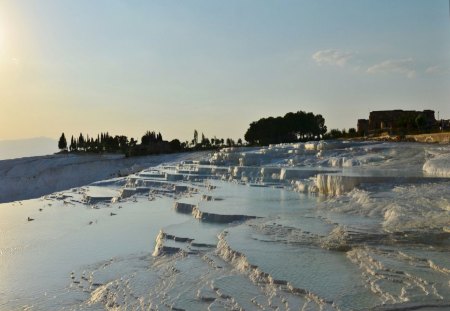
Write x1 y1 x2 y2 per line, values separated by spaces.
0 137 58 160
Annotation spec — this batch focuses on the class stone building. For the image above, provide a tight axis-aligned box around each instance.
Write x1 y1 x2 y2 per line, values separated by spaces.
357 119 369 135
357 110 436 135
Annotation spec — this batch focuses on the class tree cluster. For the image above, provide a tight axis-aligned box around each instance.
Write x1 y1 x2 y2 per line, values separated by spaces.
60 132 136 154
141 131 163 145
58 129 244 157
244 111 327 145
188 130 243 150
323 128 358 139
58 131 164 156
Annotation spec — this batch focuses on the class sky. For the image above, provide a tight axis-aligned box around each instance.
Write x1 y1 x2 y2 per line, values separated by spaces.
0 0 449 142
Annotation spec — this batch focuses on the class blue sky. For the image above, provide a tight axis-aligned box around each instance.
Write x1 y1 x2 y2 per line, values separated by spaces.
0 0 449 141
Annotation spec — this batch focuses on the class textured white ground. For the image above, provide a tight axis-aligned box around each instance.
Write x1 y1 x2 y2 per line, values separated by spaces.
0 152 207 203
1 142 449 311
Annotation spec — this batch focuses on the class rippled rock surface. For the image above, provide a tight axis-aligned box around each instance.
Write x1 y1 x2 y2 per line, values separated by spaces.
1 141 449 310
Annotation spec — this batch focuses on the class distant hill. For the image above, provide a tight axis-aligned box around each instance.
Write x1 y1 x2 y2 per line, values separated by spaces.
0 137 58 160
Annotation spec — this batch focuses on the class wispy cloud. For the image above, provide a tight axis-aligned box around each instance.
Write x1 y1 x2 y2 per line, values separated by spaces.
367 58 416 79
425 65 449 75
312 49 354 67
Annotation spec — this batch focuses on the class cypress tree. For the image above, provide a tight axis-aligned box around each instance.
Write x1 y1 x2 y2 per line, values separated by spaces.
78 133 85 151
69 135 75 151
193 130 198 146
58 133 68 151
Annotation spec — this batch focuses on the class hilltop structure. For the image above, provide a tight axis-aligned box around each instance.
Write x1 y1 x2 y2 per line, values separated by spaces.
357 110 436 136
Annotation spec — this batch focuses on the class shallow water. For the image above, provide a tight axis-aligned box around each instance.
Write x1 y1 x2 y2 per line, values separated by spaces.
0 141 449 310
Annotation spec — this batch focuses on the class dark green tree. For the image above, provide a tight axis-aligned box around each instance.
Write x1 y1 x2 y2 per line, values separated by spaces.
142 131 157 145
244 110 327 145
78 133 85 151
129 138 137 148
58 133 67 151
328 129 343 139
226 138 235 146
193 130 198 146
69 135 77 151
169 139 182 151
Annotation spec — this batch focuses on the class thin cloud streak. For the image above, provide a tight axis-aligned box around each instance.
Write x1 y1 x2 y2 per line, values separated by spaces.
367 58 417 79
312 49 354 67
425 65 450 75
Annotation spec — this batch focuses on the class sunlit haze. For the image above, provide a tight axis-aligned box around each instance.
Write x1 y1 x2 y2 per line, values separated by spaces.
0 0 449 142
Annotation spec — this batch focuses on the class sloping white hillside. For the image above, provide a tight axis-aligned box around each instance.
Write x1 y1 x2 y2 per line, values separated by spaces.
0 152 206 203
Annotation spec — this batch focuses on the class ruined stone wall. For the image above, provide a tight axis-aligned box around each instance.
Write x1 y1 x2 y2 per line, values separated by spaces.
357 119 369 135
368 110 436 131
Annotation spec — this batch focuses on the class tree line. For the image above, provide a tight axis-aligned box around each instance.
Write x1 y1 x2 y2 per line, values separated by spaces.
58 108 446 158
189 129 243 150
57 130 243 156
60 109 379 155
244 111 327 145
57 110 330 156
323 128 358 139
58 132 138 154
